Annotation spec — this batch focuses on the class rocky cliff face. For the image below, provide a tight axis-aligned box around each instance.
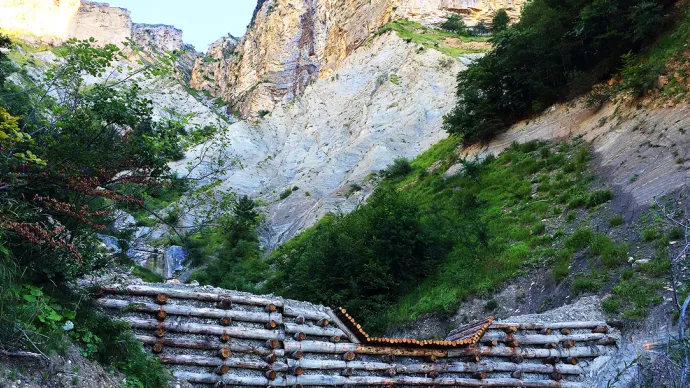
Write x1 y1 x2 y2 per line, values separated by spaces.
66 1 132 46
180 31 466 247
133 24 198 82
190 0 526 117
0 0 81 44
189 35 239 96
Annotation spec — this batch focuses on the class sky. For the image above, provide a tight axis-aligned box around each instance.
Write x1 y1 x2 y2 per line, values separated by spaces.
96 1 257 52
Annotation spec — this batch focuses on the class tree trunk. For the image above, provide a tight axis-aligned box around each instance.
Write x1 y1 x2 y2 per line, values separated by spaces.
97 298 281 324
135 335 284 357
101 285 281 307
125 317 280 340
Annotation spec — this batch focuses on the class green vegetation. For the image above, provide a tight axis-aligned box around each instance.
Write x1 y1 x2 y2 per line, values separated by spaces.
441 14 469 35
376 19 489 57
0 36 177 385
188 196 268 292
264 140 605 331
619 5 690 98
444 0 672 142
491 9 509 33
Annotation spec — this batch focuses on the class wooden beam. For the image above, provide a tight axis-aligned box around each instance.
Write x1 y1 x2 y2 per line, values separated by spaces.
101 285 282 307
135 335 285 357
125 317 281 340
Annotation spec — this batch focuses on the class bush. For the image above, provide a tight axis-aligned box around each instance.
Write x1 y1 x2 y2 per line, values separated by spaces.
279 188 294 200
384 157 413 178
484 299 499 311
566 227 595 250
586 190 615 208
608 215 625 227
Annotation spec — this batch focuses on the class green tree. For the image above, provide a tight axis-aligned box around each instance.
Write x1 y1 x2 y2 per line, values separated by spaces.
441 14 468 35
491 9 509 33
444 0 671 143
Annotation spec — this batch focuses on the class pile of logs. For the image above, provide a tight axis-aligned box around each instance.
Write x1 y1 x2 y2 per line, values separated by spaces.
97 284 618 387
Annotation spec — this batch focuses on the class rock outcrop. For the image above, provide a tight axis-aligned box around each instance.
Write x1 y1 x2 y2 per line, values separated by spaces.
133 24 198 81
66 1 132 46
179 31 466 248
0 0 81 44
191 0 527 117
189 35 239 96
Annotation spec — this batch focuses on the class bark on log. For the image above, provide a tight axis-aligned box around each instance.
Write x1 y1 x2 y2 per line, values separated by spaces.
136 335 284 357
282 305 330 321
592 326 609 334
283 341 448 358
543 356 559 365
286 359 584 375
560 328 572 336
97 299 282 324
490 321 607 330
284 323 345 338
159 355 283 371
448 345 612 359
101 285 282 307
125 317 280 340
172 372 585 387
481 332 607 346
511 371 523 379
290 351 304 360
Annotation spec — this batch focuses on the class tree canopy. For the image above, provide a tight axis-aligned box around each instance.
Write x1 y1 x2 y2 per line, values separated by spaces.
444 0 671 143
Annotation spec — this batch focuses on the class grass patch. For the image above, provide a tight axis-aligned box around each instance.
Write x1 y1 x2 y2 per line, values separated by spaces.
376 19 489 57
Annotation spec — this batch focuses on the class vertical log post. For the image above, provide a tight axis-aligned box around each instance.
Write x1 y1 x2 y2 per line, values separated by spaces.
560 328 572 335
289 366 304 376
566 357 579 365
511 370 523 379
219 333 231 343
265 320 278 330
265 304 277 313
330 336 341 343
156 309 167 321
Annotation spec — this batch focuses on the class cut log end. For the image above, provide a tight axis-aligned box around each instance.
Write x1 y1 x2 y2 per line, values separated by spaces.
264 370 277 380
511 370 523 379
294 332 307 341
290 351 304 360
265 339 280 349
592 325 609 334
560 328 572 335
428 370 440 379
265 304 278 313
317 318 330 327
155 328 166 338
152 342 164 354
219 317 232 326
341 367 355 376
289 366 304 376
561 339 576 349
155 294 169 305
295 315 306 324
215 365 230 375
472 371 487 380
265 320 278 330
219 334 231 343
342 351 356 361
156 310 167 321
218 348 231 359
510 354 524 364
217 298 232 310
331 335 341 343
264 353 277 363
566 357 579 365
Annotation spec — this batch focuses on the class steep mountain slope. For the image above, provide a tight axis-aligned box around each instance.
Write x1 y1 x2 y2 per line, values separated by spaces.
191 0 526 117
179 31 467 247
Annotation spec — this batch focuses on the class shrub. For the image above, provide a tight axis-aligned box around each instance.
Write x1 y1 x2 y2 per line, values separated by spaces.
566 227 594 250
258 109 271 118
279 188 294 200
572 274 605 295
602 298 621 314
384 158 413 178
484 299 499 311
642 227 659 242
608 215 625 227
586 190 614 208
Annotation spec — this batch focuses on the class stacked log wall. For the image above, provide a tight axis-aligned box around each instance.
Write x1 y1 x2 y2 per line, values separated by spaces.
98 284 618 387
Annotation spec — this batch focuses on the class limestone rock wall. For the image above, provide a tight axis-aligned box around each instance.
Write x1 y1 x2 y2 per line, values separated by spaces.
0 0 81 44
133 24 197 82
66 1 132 46
192 0 527 118
190 35 239 96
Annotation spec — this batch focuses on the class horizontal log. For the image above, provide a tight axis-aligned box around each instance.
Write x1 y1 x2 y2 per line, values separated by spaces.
135 335 285 357
283 341 448 358
286 359 584 375
101 284 282 307
480 332 608 345
159 355 287 372
125 317 281 340
448 345 612 359
97 299 282 324
174 372 583 387
284 323 345 338
490 321 607 331
282 305 330 320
